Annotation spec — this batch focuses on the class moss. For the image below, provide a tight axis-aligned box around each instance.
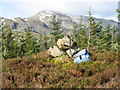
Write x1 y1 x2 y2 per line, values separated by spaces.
62 62 73 70
50 58 57 63
50 55 71 64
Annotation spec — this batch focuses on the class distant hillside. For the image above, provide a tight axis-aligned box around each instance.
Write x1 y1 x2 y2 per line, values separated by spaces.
0 11 117 34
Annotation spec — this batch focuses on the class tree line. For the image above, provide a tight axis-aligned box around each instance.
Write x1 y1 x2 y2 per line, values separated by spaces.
1 15 64 59
1 10 120 59
71 9 119 52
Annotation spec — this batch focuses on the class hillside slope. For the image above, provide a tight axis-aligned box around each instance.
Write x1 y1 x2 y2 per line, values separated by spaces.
2 51 119 88
0 11 117 34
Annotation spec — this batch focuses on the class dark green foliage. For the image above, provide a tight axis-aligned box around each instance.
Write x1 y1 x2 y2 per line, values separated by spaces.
17 27 50 57
2 26 48 59
17 35 27 58
87 9 103 50
71 8 119 52
50 15 64 44
99 24 119 52
2 26 19 59
71 20 88 48
116 8 120 54
23 28 39 56
38 33 48 51
99 24 112 51
2 26 57 59
111 26 119 51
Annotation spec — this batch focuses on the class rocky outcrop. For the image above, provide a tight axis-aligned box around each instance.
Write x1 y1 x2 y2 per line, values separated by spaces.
48 46 64 57
48 36 79 57
57 36 74 50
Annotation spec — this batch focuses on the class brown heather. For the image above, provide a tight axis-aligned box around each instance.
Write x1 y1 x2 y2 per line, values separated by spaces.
2 51 119 88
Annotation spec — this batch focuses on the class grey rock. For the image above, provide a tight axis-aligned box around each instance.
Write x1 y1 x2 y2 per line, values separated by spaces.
66 42 80 57
57 36 73 50
48 46 64 57
66 49 76 57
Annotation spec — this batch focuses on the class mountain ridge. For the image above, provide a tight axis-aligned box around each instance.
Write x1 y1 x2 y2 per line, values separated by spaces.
0 11 117 34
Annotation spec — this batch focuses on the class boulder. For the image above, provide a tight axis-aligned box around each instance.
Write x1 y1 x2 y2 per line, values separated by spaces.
57 36 74 50
66 49 76 57
66 43 80 57
48 35 80 58
48 46 64 57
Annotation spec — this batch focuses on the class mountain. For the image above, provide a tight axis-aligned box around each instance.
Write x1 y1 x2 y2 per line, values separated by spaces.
0 11 118 34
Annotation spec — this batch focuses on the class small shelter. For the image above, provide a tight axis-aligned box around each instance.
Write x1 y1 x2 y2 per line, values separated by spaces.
73 49 90 63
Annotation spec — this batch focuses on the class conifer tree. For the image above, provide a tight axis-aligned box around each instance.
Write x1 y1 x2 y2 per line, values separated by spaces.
71 23 79 43
23 27 39 56
87 7 103 51
17 35 26 57
111 25 119 51
17 27 41 57
78 20 88 48
116 8 120 52
38 33 48 51
100 24 112 52
71 20 87 48
2 26 18 59
50 15 63 44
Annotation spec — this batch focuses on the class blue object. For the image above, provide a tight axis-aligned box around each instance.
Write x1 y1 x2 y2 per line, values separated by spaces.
73 49 90 63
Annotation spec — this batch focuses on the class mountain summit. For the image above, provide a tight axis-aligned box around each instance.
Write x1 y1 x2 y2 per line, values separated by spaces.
0 11 117 34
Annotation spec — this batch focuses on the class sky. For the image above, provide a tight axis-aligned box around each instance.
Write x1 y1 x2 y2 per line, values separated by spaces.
0 0 119 21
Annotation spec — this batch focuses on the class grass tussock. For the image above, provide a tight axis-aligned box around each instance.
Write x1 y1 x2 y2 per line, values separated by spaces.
2 51 119 88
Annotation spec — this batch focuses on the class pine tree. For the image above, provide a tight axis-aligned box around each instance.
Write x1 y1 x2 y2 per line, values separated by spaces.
38 33 48 51
2 26 18 59
78 20 88 48
17 27 41 57
100 24 112 52
71 20 87 49
87 7 92 50
17 35 26 58
87 7 103 51
23 27 39 56
111 26 119 51
50 15 63 44
116 8 120 52
71 23 79 43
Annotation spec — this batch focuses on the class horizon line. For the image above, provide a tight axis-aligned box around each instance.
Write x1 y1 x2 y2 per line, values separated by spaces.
0 10 118 22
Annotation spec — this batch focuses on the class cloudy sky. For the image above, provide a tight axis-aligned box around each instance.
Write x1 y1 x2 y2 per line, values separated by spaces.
0 0 119 21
